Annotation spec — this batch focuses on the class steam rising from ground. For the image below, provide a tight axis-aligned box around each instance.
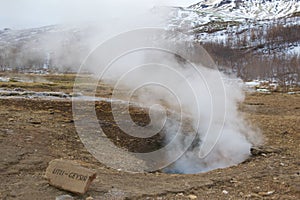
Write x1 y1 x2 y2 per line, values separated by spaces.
105 50 262 174
4 0 262 173
70 1 261 174
78 27 262 174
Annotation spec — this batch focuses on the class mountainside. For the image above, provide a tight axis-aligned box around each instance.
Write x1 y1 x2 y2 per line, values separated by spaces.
169 0 299 61
189 0 300 20
0 0 299 86
171 0 300 37
0 25 89 72
168 0 300 87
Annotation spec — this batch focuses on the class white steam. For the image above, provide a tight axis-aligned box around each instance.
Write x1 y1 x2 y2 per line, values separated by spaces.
80 26 262 173
72 0 262 174
3 0 262 173
163 74 261 174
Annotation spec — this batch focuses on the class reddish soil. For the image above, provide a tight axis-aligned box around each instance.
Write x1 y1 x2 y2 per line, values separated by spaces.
0 89 299 199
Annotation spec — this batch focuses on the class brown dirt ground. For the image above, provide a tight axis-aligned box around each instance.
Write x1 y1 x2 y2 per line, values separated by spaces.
0 75 299 200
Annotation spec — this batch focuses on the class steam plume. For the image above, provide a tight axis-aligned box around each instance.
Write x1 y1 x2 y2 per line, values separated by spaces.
3 0 263 174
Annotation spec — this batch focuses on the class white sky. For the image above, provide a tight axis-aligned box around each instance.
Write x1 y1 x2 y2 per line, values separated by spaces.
0 0 199 29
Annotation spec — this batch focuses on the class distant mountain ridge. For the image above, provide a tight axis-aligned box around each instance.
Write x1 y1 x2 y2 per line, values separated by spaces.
188 0 300 20
168 0 300 83
0 0 299 81
170 0 300 45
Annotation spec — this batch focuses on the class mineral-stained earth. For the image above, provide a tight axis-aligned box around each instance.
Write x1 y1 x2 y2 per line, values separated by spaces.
0 74 299 200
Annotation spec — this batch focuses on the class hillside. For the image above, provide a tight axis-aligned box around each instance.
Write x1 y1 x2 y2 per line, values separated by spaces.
169 0 300 87
0 0 299 88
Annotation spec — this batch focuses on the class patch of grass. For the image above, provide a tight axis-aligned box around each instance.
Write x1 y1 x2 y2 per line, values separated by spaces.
0 73 113 96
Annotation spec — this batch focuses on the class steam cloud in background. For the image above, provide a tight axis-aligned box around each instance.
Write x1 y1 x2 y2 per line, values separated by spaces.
0 0 197 29
0 0 196 70
1 0 263 173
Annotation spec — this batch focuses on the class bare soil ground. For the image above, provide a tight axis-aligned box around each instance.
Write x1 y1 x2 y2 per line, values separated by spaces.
0 74 299 200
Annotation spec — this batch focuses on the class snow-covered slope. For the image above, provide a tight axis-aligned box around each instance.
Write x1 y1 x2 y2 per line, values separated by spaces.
0 25 83 48
170 0 300 31
0 24 91 72
0 0 299 73
167 0 300 84
189 0 300 20
169 0 300 55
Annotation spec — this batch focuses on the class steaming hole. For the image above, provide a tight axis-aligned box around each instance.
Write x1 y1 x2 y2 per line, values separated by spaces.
95 101 253 174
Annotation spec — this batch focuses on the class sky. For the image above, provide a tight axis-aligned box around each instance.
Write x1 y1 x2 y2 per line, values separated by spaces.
0 0 199 29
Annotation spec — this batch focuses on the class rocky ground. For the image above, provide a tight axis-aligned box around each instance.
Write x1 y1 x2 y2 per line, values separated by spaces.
0 74 299 200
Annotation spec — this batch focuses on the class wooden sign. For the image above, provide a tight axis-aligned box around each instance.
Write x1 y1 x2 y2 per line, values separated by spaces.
45 159 97 194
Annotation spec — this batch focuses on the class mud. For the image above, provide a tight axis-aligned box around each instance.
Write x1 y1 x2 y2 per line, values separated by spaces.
0 75 299 200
